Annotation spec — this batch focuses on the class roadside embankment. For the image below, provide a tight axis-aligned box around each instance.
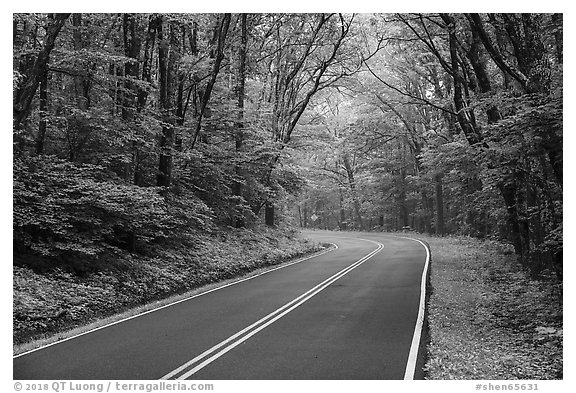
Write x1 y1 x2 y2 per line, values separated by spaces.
13 226 322 353
418 235 562 379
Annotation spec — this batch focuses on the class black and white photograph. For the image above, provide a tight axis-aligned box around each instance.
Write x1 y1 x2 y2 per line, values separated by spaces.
10 5 566 389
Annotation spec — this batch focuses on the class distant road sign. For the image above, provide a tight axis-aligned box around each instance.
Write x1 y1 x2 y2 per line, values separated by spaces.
310 214 318 222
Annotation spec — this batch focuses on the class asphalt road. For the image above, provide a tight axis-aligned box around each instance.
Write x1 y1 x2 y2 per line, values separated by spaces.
13 230 429 380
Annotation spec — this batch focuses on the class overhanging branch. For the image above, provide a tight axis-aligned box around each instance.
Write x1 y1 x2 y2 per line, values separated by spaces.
363 59 457 116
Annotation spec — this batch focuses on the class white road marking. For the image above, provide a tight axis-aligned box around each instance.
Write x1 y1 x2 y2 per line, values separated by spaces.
400 236 431 380
162 239 384 379
13 244 337 359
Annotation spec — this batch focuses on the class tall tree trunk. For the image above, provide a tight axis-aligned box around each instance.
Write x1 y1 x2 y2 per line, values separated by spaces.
190 21 199 117
467 13 530 92
398 170 409 229
35 70 48 155
486 14 512 89
551 13 563 64
525 172 546 276
339 187 347 230
137 15 159 112
342 154 364 230
265 201 275 227
156 16 176 187
122 14 141 119
499 180 531 265
131 14 158 186
441 14 484 146
174 25 188 152
72 13 91 110
119 13 143 251
122 13 143 186
235 13 247 153
232 14 248 228
14 19 39 98
175 24 186 127
465 22 501 123
14 13 69 132
190 13 231 150
435 174 445 236
422 190 433 234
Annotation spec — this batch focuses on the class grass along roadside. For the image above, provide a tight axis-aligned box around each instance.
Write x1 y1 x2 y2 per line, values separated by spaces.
14 227 328 355
414 234 562 379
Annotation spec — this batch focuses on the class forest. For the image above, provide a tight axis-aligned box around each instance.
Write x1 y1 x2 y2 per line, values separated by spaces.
13 13 562 342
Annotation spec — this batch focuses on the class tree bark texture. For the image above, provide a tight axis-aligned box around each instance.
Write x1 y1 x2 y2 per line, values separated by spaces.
156 16 177 187
342 154 364 230
190 13 231 150
232 14 248 228
14 13 70 132
35 70 48 155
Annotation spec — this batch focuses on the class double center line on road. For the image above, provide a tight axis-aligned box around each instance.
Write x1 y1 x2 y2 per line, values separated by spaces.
161 239 384 380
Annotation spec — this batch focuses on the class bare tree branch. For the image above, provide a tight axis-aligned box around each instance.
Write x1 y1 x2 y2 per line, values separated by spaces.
363 59 457 116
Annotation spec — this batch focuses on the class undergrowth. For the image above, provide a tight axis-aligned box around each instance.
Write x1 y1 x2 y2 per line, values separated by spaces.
420 235 562 379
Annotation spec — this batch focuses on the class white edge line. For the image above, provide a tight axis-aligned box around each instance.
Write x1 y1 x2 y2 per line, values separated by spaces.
174 241 385 379
13 244 338 359
399 236 431 380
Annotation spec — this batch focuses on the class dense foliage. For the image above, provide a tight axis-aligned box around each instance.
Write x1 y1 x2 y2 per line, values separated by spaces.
13 13 356 341
13 13 562 341
289 13 562 278
13 13 357 271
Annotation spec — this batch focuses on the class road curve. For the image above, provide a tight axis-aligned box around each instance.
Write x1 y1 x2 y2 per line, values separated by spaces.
14 230 429 380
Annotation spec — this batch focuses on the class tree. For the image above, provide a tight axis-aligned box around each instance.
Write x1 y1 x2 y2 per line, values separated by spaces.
12 13 562 279
190 14 231 150
14 13 70 134
156 15 177 187
232 14 248 227
251 13 359 226
370 13 562 275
